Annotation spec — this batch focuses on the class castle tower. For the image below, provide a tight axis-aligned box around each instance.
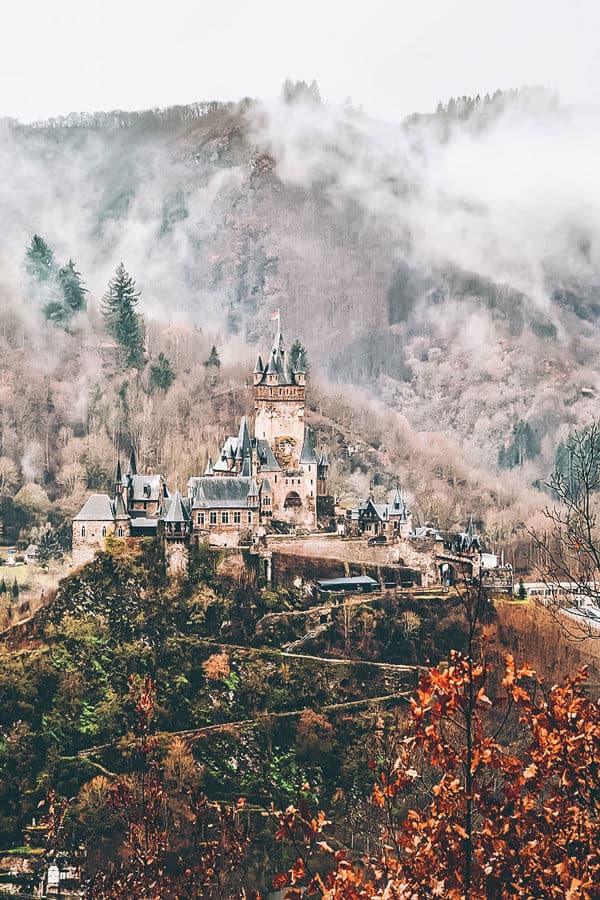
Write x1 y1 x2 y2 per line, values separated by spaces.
164 490 191 577
253 315 306 470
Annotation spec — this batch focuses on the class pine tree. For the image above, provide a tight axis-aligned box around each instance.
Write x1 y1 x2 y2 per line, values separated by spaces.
25 235 56 283
290 340 309 373
150 352 175 391
102 263 145 369
517 579 527 601
204 345 221 369
38 527 64 564
0 578 7 594
11 578 19 599
58 259 87 314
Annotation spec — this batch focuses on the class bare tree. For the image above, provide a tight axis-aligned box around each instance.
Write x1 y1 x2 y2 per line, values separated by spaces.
526 421 600 638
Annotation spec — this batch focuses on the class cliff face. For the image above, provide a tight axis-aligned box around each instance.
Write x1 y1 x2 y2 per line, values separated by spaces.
3 90 600 474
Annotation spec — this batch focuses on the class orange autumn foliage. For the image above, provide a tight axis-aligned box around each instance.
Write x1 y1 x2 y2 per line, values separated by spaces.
275 654 600 899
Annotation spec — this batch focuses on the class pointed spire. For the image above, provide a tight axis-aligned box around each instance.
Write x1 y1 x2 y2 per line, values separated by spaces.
164 490 189 523
237 416 252 459
115 458 122 484
128 447 137 476
300 426 318 464
204 456 214 476
253 354 264 374
241 453 252 477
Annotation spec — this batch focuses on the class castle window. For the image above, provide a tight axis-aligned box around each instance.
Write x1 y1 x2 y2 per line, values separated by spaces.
198 512 205 526
233 511 241 525
247 511 253 524
209 511 217 525
81 526 86 538
117 527 124 537
221 512 229 524
101 526 107 537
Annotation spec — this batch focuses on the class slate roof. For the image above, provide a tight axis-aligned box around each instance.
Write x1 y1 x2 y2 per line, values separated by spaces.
256 439 280 472
130 518 159 536
317 575 379 589
254 331 298 386
191 477 259 509
358 496 410 524
128 448 138 476
73 493 116 522
130 474 164 503
114 492 129 520
163 491 191 523
300 426 318 465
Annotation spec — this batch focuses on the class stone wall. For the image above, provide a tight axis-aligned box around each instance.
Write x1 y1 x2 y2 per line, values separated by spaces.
267 535 438 579
72 521 119 567
254 400 305 461
166 540 189 577
271 547 422 588
268 467 316 527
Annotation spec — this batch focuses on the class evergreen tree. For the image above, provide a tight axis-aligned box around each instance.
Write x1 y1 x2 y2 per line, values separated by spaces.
38 527 64 564
204 345 221 369
498 420 540 469
0 578 6 594
150 352 175 391
11 578 19 599
25 235 56 283
290 340 309 373
43 292 73 327
517 579 527 601
58 259 87 314
102 264 145 369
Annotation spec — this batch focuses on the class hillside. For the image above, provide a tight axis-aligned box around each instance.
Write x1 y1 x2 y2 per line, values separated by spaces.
2 86 600 540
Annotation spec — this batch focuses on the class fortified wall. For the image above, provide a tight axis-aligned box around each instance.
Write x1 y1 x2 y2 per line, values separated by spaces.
266 535 440 588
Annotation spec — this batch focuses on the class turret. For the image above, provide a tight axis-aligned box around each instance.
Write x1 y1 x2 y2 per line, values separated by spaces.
253 354 264 386
114 458 124 495
247 478 260 507
266 352 279 386
163 491 191 539
318 450 329 481
127 448 137 477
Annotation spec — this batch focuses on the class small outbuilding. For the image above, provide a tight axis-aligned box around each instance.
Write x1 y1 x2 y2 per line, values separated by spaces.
316 575 379 594
24 544 39 565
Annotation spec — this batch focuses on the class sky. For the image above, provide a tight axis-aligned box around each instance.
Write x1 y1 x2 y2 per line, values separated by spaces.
2 0 599 122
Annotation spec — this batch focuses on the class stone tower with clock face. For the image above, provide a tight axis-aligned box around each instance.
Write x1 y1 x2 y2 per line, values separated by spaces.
253 328 307 470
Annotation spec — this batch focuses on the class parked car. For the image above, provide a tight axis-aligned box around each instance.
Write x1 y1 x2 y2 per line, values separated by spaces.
367 534 387 546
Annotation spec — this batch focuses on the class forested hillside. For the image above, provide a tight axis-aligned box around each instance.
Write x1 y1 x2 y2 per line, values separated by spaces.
2 85 600 540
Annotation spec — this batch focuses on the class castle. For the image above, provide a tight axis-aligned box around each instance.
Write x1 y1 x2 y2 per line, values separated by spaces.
72 325 329 572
